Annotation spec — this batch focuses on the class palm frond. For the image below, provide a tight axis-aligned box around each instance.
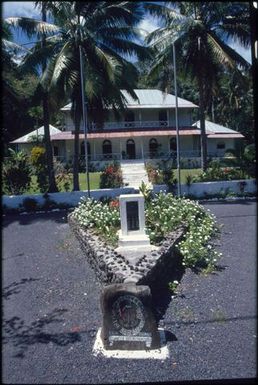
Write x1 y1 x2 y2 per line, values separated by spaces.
207 31 250 70
5 17 59 38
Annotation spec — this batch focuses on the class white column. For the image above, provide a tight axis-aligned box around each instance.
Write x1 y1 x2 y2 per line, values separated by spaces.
139 110 142 127
141 139 144 160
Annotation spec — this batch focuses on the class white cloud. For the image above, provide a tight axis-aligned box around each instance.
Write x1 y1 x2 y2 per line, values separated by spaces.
3 1 40 19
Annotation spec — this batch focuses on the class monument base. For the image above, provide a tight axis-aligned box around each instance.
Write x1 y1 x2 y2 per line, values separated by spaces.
117 230 151 248
93 328 169 359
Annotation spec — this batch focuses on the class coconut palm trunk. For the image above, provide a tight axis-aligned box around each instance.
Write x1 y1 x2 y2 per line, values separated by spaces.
72 107 81 191
41 3 58 192
198 75 208 171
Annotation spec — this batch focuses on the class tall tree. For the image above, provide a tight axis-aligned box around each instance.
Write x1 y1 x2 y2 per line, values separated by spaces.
28 1 150 190
5 6 59 192
145 1 251 170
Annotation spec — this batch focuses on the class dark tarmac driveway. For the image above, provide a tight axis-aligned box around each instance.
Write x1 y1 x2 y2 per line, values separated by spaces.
2 200 257 384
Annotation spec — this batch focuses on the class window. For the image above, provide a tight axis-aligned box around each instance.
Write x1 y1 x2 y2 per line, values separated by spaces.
217 142 225 150
149 138 158 157
103 140 112 156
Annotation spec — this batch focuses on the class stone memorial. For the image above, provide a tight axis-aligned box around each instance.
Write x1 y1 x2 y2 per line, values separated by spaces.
100 283 161 350
117 193 151 249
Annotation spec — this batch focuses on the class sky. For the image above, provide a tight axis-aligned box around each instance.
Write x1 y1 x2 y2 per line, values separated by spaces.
2 1 252 63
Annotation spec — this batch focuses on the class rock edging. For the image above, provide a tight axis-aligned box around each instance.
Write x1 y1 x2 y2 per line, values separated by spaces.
68 213 186 286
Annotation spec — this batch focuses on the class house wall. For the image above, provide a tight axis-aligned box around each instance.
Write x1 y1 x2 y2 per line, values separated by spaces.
63 107 194 130
207 138 235 153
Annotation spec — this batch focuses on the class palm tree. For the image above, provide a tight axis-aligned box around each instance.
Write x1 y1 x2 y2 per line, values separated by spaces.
5 6 60 192
46 1 150 191
9 1 150 191
145 2 251 170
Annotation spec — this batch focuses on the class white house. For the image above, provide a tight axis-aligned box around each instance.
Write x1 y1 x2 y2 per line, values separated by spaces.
11 89 244 168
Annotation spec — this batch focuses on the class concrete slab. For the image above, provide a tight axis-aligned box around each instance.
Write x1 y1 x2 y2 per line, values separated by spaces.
93 328 169 360
115 245 158 264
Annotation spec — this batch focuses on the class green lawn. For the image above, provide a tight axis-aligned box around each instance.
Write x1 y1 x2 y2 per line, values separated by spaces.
78 172 101 190
27 172 101 194
177 169 203 183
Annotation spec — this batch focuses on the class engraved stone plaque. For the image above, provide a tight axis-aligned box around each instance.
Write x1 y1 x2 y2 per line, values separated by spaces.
100 283 161 350
126 201 139 231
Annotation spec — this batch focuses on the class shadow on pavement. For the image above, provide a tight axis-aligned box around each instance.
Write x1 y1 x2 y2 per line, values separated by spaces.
2 210 71 228
2 309 81 359
2 278 40 300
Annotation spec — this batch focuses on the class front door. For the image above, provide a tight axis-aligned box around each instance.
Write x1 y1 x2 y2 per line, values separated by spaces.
126 139 136 159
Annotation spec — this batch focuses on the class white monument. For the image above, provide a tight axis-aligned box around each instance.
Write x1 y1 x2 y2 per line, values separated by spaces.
117 194 151 248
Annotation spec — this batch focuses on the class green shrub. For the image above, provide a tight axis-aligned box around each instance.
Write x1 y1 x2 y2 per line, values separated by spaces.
54 161 72 191
2 149 32 195
99 163 123 188
72 197 120 245
30 146 49 193
145 193 221 268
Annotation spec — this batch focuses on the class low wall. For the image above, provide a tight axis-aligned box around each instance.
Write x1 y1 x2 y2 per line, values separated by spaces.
3 179 256 210
153 179 257 198
2 187 135 209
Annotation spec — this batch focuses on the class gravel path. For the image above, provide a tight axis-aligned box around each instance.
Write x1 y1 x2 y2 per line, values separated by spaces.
2 200 257 383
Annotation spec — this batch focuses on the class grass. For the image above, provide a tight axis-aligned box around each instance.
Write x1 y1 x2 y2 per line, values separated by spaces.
176 169 202 184
26 172 101 194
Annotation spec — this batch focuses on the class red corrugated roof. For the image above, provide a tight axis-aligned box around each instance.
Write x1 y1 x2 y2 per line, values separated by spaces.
51 128 201 140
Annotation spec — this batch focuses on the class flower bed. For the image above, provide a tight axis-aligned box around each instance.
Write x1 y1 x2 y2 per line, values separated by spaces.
71 193 221 270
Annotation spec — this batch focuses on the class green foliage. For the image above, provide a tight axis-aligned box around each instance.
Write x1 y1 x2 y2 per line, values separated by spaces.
30 146 49 193
54 161 72 192
99 163 123 189
194 161 247 182
72 197 120 245
145 162 177 192
139 181 152 203
168 280 179 293
2 149 32 195
145 193 221 268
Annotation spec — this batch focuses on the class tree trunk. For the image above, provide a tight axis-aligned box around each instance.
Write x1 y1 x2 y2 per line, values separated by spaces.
42 94 58 192
198 76 208 171
41 3 58 192
73 112 80 191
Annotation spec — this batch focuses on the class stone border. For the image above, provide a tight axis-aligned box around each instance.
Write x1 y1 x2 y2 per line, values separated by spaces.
68 214 186 286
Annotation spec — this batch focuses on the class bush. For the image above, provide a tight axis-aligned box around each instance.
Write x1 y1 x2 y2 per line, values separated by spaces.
2 149 32 195
99 163 123 188
145 193 221 268
196 160 246 182
30 146 49 193
54 161 72 191
72 197 120 245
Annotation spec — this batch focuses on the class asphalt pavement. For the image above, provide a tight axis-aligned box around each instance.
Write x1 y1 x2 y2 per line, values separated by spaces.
2 200 257 384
